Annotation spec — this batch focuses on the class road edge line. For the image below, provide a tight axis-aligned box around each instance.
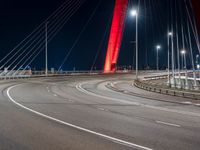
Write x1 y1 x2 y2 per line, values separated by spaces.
6 84 153 150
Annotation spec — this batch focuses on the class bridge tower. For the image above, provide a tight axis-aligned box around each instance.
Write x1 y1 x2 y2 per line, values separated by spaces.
104 0 128 73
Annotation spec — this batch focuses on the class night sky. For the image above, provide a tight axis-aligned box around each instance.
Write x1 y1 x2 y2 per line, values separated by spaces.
0 0 199 71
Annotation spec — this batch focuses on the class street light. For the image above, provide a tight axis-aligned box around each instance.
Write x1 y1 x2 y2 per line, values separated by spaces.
168 32 173 36
197 64 200 79
130 10 137 16
130 9 138 80
168 31 175 87
167 32 173 87
156 45 161 71
181 49 186 54
181 50 186 69
45 22 49 76
196 54 199 69
181 49 189 89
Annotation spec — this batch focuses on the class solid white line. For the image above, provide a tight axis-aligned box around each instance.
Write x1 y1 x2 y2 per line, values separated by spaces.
76 83 200 117
156 121 181 128
6 85 153 150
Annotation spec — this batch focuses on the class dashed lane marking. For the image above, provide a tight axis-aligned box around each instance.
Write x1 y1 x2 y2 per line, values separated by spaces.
76 82 200 117
156 121 181 128
182 101 192 104
195 104 200 106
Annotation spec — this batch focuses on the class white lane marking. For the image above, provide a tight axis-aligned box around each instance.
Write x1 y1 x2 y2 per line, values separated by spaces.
76 83 140 106
195 104 200 106
7 85 153 150
182 101 192 104
97 107 109 112
156 121 181 128
76 83 200 117
143 105 200 117
47 90 50 93
98 107 105 111
123 90 129 94
53 94 58 97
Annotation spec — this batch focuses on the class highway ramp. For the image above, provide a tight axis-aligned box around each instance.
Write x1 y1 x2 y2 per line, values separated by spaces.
0 74 200 150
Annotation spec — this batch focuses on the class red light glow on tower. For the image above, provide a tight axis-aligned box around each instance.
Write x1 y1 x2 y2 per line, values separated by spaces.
104 0 128 73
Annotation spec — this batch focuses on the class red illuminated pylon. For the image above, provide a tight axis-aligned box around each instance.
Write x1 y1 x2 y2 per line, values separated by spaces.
104 0 128 73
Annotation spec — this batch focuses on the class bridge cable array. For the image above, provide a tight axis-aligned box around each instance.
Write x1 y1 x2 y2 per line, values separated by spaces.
0 0 86 77
58 0 103 71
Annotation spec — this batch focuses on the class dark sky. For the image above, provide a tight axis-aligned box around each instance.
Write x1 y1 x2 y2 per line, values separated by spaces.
192 0 200 30
0 0 114 70
0 0 199 71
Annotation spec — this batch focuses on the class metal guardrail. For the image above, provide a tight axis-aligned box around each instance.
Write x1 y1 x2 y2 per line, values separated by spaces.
0 71 103 80
0 70 139 80
134 80 200 100
0 70 167 80
0 70 172 81
143 75 168 81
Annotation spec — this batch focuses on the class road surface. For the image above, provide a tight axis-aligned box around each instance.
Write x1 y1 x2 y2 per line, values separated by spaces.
0 74 200 150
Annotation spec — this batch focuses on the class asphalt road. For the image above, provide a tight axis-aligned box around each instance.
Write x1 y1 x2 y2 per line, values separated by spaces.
0 74 200 150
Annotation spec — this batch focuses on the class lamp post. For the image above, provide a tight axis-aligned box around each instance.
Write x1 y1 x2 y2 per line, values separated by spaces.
181 50 189 89
181 51 184 70
167 32 173 86
197 64 200 79
45 22 48 76
168 32 175 87
156 45 161 71
130 9 138 80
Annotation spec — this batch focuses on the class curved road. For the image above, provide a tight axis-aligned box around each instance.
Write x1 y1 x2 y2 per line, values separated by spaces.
0 74 200 150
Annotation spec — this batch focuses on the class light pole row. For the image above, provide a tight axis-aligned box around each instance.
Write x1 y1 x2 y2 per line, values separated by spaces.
129 8 197 90
168 31 190 89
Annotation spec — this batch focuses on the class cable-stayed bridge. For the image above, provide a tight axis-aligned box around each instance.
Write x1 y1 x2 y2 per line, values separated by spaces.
0 1 200 149
0 0 200 90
